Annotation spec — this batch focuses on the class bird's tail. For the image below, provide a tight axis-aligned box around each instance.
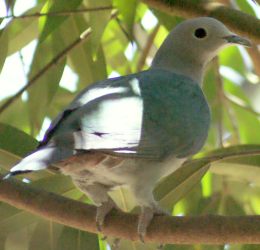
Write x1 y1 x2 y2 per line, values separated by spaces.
3 146 74 179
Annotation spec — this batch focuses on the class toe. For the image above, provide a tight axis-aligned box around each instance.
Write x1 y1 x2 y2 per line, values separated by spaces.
137 207 154 243
96 198 116 232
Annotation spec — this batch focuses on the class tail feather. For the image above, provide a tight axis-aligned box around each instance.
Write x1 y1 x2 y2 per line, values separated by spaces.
4 146 74 179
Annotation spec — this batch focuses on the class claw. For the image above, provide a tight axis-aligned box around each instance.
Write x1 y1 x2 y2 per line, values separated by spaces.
96 198 116 232
137 204 170 243
137 207 154 243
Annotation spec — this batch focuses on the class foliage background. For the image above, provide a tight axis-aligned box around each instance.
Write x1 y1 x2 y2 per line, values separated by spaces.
0 0 259 249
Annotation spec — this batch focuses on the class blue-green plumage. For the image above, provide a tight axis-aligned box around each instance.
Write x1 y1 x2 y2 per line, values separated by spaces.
38 69 210 161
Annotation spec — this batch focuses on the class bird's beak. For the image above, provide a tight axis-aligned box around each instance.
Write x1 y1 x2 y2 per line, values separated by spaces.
223 34 252 47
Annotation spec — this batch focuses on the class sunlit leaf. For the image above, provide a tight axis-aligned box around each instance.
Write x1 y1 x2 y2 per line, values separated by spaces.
0 123 37 157
0 29 8 73
57 227 99 250
39 0 83 42
86 0 112 56
210 159 260 186
28 221 63 250
5 4 42 55
113 0 137 38
27 30 66 135
154 159 210 209
219 47 245 76
236 0 256 16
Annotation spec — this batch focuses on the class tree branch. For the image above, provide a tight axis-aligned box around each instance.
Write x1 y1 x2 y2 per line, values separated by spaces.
141 0 260 44
0 175 260 244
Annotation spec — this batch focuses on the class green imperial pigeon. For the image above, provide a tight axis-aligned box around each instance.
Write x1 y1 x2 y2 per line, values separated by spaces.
5 17 251 240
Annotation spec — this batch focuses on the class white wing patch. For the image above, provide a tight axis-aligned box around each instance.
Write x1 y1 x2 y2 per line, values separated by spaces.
129 78 141 96
80 96 143 150
69 86 128 109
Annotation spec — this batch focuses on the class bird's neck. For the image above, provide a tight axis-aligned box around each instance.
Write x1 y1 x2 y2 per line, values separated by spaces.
151 42 206 85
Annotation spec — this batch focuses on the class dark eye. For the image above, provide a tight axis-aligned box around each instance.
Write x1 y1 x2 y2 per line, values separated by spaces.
194 28 207 39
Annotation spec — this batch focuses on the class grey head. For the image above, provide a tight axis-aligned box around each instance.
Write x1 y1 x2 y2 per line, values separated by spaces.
152 17 251 84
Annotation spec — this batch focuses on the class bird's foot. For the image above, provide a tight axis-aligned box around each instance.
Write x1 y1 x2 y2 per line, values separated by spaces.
96 198 116 232
138 204 170 243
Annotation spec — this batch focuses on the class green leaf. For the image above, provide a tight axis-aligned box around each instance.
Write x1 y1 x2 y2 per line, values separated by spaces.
236 0 256 16
219 46 245 76
232 103 260 143
113 0 137 38
60 15 107 89
0 123 37 158
5 4 42 55
204 144 260 159
109 186 136 212
210 158 260 186
203 145 260 185
27 31 66 135
242 245 260 250
164 244 194 250
57 227 99 250
28 221 63 250
0 97 32 133
39 0 83 42
103 19 130 74
224 196 245 215
86 0 112 56
0 210 39 235
154 159 210 209
0 29 8 73
152 9 183 31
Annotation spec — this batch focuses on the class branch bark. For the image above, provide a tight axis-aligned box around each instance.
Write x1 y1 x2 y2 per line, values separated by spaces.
0 175 260 244
141 0 260 44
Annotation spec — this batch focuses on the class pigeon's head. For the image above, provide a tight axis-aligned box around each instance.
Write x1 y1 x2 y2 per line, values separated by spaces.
152 17 251 83
172 17 251 62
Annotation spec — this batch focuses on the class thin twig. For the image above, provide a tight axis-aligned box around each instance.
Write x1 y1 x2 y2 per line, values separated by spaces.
1 6 114 19
137 23 160 71
0 28 92 115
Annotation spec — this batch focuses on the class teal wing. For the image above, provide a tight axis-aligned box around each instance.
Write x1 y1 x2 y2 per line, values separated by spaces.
39 69 210 160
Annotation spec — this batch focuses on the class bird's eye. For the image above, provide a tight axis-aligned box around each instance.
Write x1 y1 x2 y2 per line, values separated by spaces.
194 28 207 39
